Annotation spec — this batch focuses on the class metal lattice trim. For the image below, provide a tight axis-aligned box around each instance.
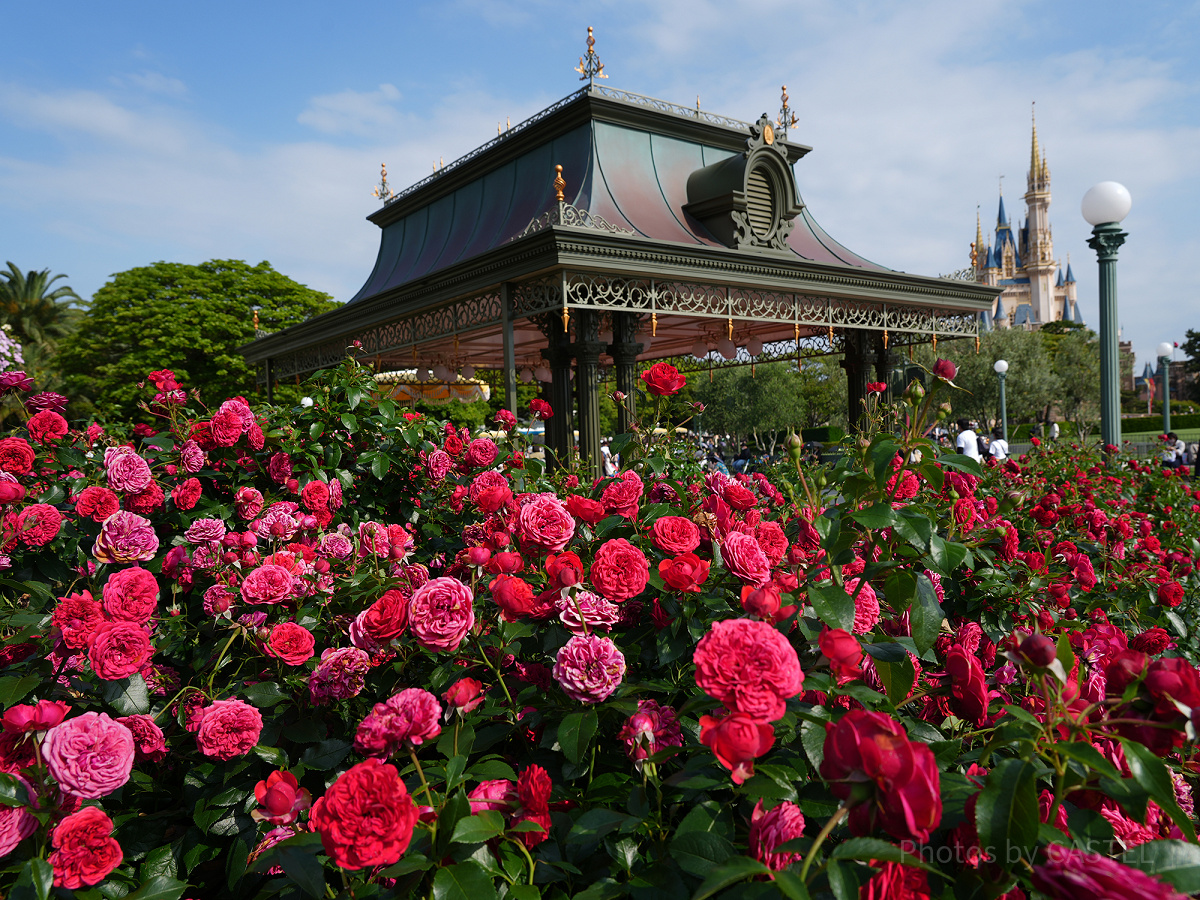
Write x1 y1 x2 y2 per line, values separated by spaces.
518 202 635 238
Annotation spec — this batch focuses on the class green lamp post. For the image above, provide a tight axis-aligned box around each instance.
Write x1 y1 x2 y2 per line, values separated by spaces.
1158 341 1173 436
1083 181 1132 453
993 358 1009 442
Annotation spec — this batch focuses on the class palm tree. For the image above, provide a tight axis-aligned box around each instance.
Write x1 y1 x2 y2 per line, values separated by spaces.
0 262 85 347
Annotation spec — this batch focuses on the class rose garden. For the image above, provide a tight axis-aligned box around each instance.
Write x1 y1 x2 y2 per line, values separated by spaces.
0 350 1196 900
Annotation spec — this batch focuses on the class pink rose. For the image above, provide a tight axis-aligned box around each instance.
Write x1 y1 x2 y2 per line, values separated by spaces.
104 446 152 493
265 622 316 665
87 621 154 680
116 714 167 762
235 487 264 519
17 503 62 546
749 800 806 870
846 577 880 634
354 688 442 757
651 516 702 555
241 564 296 605
180 439 206 472
517 495 576 553
407 577 475 652
589 539 649 602
556 589 620 635
601 471 643 519
463 438 498 469
92 511 159 564
0 773 37 856
42 712 135 798
553 633 626 703
101 566 159 623
309 647 371 705
722 532 771 585
694 618 803 721
185 517 227 543
469 779 517 814
618 699 683 764
195 698 263 761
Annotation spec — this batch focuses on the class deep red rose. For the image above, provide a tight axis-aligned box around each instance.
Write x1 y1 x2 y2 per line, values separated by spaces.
819 628 864 684
1016 633 1058 668
442 677 485 716
359 589 409 642
490 574 542 622
1130 628 1173 655
52 591 104 649
265 622 316 665
601 471 643 519
101 566 159 623
209 408 243 446
1157 581 1184 607
171 477 202 510
658 553 710 593
589 538 650 602
125 482 164 514
651 516 701 554
564 495 606 526
17 503 62 546
1144 656 1200 718
252 770 312 826
49 806 122 889
1105 649 1148 698
0 438 34 475
945 645 989 726
0 481 24 506
116 713 167 763
2 699 69 734
699 710 774 784
866 382 888 394
740 582 783 620
195 698 263 760
694 617 803 720
545 552 583 589
640 362 686 397
27 410 68 444
485 551 525 575
932 358 958 380
300 480 330 512
310 759 418 870
88 621 154 680
529 399 553 420
76 486 119 522
820 709 942 843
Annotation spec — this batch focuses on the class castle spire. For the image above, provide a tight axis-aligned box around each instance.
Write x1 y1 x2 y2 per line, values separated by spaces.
1027 102 1048 192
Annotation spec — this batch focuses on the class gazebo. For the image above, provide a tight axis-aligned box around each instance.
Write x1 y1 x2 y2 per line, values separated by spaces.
243 35 998 473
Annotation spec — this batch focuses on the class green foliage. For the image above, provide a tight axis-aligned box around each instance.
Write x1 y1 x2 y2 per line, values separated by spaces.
1050 328 1100 435
59 259 338 421
0 262 84 348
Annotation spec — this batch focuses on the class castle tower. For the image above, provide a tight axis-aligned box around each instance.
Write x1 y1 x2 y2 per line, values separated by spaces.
1023 105 1056 324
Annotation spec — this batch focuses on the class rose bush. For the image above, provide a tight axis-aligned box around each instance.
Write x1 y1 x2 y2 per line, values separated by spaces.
0 353 1193 898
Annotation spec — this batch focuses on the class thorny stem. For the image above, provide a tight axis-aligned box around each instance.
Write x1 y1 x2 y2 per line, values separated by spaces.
800 802 849 883
206 626 243 693
407 746 438 848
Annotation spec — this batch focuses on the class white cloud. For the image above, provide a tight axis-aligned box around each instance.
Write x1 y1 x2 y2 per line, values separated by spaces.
116 71 188 96
297 84 403 137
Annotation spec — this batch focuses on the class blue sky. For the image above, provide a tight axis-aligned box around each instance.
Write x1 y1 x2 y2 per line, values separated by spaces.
2 0 1197 373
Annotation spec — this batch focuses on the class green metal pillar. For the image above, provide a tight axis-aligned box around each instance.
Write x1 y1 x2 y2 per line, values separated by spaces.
1087 222 1127 451
998 372 1008 443
1161 355 1171 436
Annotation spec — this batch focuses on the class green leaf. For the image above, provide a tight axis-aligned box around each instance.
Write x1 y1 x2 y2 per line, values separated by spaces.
435 790 472 860
1121 740 1197 842
566 808 633 844
371 453 390 480
771 870 811 900
927 534 968 575
975 758 1039 871
909 576 945 656
849 504 897 529
299 739 351 771
30 858 51 900
690 856 771 900
557 709 598 765
829 836 937 872
1118 839 1200 893
800 717 827 770
431 860 499 900
873 655 915 706
240 680 289 708
0 674 43 709
892 508 933 553
451 811 506 844
505 886 541 900
272 841 326 899
1056 742 1123 782
252 745 288 766
122 875 190 900
668 829 735 878
808 584 855 632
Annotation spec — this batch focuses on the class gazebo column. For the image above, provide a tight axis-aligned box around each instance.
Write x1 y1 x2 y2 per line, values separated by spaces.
609 312 643 434
841 329 871 431
541 322 574 470
574 310 604 477
501 283 518 417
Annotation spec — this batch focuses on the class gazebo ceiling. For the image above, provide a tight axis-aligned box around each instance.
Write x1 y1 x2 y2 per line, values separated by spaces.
243 83 998 381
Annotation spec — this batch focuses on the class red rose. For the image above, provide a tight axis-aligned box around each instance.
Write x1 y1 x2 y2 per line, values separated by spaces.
589 539 649 602
1104 649 1148 697
945 645 989 726
932 358 958 380
17 503 62 546
116 713 167 762
76 486 119 522
0 481 24 506
740 582 783 621
818 628 863 684
485 551 525 575
517 496 575 552
1130 628 1173 655
171 477 202 510
601 471 643 519
125 482 164 514
658 553 710 593
51 591 104 649
820 709 942 843
27 410 68 444
640 362 686 397
87 621 154 680
694 618 803 721
1157 581 1184 607
651 516 701 554
699 710 774 784
253 770 312 826
866 382 888 394
48 806 122 889
2 699 69 734
0 438 34 475
564 495 606 526
442 677 485 716
359 589 409 642
721 531 771 585
300 480 330 512
1144 656 1200 718
545 552 583 589
195 698 263 760
265 622 316 665
529 399 553 420
101 566 159 623
723 483 758 511
490 574 543 622
310 758 418 870
209 408 242 446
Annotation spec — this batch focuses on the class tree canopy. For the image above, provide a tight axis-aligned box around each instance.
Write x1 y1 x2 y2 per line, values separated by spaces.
61 259 339 420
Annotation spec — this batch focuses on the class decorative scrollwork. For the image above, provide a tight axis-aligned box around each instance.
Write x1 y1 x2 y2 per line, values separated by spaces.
518 202 635 238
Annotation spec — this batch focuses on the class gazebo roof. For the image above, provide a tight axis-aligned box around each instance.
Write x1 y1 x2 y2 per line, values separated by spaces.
244 83 997 380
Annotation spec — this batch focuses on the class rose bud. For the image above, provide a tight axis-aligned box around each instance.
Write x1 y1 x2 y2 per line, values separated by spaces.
252 770 312 826
610 391 627 403
785 433 803 462
932 358 958 380
1017 633 1058 668
466 546 491 567
740 582 781 620
442 677 485 718
903 380 925 403
699 710 775 785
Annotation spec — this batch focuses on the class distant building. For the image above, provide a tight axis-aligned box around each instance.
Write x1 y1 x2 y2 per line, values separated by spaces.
972 112 1083 331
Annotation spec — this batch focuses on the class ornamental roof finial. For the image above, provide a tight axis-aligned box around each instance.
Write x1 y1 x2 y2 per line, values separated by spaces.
372 163 395 203
554 164 566 203
776 85 797 140
574 26 607 85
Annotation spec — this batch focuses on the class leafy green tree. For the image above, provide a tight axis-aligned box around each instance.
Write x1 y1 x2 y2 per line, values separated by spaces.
694 360 809 452
61 260 338 421
1051 328 1101 438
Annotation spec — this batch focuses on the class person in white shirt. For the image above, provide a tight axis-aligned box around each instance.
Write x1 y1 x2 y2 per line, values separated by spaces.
1049 421 1060 441
988 427 1009 461
956 419 981 462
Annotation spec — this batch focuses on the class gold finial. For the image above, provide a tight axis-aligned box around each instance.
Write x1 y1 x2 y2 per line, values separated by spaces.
652 312 658 337
883 329 889 349
553 164 565 203
498 122 502 135
507 117 511 130
931 334 938 352
574 26 607 84
372 162 395 202
253 310 259 331
561 306 570 333
726 317 733 341
975 335 981 353
776 85 797 139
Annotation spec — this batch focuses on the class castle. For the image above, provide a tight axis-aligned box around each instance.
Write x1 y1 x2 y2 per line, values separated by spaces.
971 112 1083 330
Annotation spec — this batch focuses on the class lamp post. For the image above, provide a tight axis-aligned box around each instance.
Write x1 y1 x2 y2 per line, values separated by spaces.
994 359 1009 442
1158 341 1173 435
1082 181 1132 453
